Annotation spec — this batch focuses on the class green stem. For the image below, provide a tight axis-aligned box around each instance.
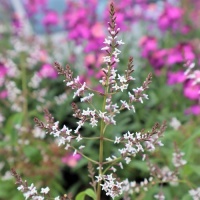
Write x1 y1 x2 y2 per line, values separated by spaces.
97 64 111 199
103 157 122 175
71 147 98 165
97 94 107 200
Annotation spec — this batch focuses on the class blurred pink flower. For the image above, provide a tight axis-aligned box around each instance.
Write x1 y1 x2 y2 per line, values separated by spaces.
167 71 186 85
166 43 195 66
0 90 7 99
149 49 167 70
62 153 81 167
182 43 195 61
91 23 105 38
38 64 57 79
42 10 59 26
23 0 47 16
139 36 158 58
158 3 183 31
0 63 7 86
184 80 200 100
185 105 200 115
38 50 48 62
0 63 7 77
166 47 183 66
12 13 22 34
181 25 191 34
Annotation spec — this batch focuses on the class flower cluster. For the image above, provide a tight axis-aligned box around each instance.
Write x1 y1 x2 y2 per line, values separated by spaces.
11 168 71 200
115 122 166 165
189 187 200 200
96 174 124 199
31 3 166 199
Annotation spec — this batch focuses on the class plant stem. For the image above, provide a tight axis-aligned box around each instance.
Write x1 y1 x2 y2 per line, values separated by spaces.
97 67 111 200
97 95 106 200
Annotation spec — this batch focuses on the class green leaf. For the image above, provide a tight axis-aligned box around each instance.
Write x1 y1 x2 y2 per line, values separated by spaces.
183 129 200 146
3 113 24 144
75 188 96 200
23 145 42 164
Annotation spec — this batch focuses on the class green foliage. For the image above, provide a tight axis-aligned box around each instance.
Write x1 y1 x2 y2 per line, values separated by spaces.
75 188 96 200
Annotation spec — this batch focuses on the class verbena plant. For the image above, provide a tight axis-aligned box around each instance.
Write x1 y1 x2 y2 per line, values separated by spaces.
11 2 196 200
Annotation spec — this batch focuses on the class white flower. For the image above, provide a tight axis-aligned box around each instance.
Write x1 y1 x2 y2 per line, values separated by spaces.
33 196 44 200
73 150 77 156
73 82 86 98
154 193 165 200
114 57 120 63
74 120 84 133
120 100 130 110
119 162 123 169
117 74 127 83
41 187 50 194
65 127 72 135
101 46 109 51
103 38 111 45
114 136 121 144
125 157 131 164
28 183 37 195
52 121 59 131
76 134 82 142
106 157 113 162
119 84 128 92
113 48 121 57
80 93 94 102
189 187 200 200
64 144 70 150
103 56 111 63
117 40 125 45
79 145 85 150
58 137 66 146
169 117 181 130
99 111 107 118
54 197 60 200
17 185 24 191
172 152 187 167
95 175 103 182
90 116 98 127
112 84 119 91
66 81 73 86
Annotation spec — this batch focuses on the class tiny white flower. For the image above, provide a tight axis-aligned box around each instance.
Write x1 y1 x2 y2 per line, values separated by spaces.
117 74 127 83
79 145 85 150
58 137 66 146
114 57 120 63
90 117 98 127
76 134 82 142
41 187 50 194
117 40 125 45
17 185 24 191
125 157 131 164
73 150 77 156
169 117 181 130
103 38 111 45
101 46 109 51
114 136 121 144
64 144 70 150
95 175 103 182
103 56 111 63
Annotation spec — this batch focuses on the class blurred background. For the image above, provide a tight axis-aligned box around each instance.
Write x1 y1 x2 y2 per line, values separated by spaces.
0 0 200 199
